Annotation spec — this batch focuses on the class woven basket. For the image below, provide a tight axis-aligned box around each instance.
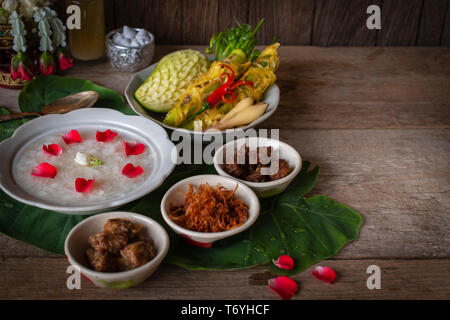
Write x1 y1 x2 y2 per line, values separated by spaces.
0 24 23 89
0 24 13 49
0 23 40 89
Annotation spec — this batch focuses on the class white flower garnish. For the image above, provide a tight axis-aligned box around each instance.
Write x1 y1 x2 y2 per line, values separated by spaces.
75 152 103 167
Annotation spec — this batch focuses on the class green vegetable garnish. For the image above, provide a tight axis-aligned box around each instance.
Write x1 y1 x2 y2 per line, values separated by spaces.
206 18 266 62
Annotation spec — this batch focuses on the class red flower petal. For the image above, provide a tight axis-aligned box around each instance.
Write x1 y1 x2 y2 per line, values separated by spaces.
96 129 118 142
62 130 82 145
42 144 62 156
122 163 144 178
312 266 336 284
272 255 295 270
57 47 74 71
75 178 95 193
123 141 145 156
31 162 57 178
268 276 298 300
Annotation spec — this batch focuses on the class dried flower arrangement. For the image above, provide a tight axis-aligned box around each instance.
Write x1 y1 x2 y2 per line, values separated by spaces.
0 0 73 89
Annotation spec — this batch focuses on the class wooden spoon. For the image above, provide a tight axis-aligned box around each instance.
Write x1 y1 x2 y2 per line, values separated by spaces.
0 91 100 122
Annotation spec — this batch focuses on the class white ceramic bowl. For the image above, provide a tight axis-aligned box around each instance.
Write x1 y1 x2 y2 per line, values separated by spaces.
0 108 176 214
64 211 169 289
213 137 302 198
125 58 280 139
160 174 260 247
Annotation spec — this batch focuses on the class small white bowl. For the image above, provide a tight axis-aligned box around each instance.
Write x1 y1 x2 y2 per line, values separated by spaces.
64 211 169 289
160 174 260 247
213 137 302 198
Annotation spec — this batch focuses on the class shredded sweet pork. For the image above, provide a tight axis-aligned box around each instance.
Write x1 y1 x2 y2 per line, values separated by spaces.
169 183 248 232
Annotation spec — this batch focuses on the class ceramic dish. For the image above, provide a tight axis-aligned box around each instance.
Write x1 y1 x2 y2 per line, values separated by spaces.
64 211 169 289
160 174 260 247
125 60 280 138
0 108 175 214
213 137 302 198
105 27 155 72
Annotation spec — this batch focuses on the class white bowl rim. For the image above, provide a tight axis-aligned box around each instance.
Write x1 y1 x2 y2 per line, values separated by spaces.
64 211 169 278
0 108 176 214
160 174 260 239
213 137 302 188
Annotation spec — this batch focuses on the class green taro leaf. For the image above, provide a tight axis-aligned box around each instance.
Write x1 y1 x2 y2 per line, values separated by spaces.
0 108 29 141
0 194 84 254
129 162 362 275
0 101 362 274
18 75 135 115
0 159 362 274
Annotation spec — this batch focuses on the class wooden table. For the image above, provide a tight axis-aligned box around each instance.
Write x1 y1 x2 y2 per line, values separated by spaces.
0 46 449 299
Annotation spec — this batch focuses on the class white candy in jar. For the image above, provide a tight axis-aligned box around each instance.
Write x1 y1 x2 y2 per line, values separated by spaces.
113 26 152 48
122 25 136 39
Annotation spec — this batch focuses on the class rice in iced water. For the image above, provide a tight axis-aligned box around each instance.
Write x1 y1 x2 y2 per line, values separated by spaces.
13 130 152 205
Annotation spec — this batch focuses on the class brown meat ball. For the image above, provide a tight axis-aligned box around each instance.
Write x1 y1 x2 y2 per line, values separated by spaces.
270 159 292 180
88 231 128 255
86 248 118 272
104 218 142 239
223 163 247 179
120 241 156 268
245 165 267 182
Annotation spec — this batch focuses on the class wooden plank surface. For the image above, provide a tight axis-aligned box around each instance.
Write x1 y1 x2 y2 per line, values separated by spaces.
2 46 449 109
0 46 449 299
0 254 448 299
312 0 381 46
114 0 183 44
416 0 449 45
266 0 314 45
182 0 219 45
248 0 276 45
441 0 450 45
55 0 450 46
377 0 424 46
217 0 250 38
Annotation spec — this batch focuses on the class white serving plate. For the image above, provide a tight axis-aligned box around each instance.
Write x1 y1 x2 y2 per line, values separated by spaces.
125 59 280 138
0 108 176 215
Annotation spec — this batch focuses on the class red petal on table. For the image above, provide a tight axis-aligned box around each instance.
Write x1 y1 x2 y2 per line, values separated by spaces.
123 141 145 156
42 144 62 156
62 130 82 145
272 255 295 270
312 266 336 284
75 178 95 193
268 276 298 300
96 129 118 142
122 163 143 178
31 162 57 178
